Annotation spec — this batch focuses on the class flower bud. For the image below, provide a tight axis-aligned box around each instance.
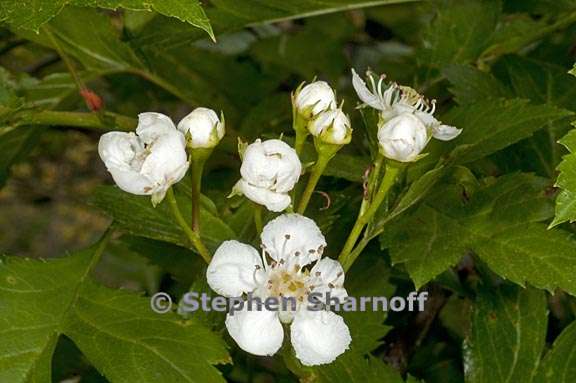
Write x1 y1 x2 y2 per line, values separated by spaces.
177 107 224 149
308 108 352 145
234 139 301 212
294 81 336 119
377 113 428 162
98 112 189 205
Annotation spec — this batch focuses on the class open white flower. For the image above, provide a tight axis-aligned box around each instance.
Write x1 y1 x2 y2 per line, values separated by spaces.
234 139 301 212
177 107 224 148
98 112 189 204
351 68 462 142
294 81 337 119
206 214 351 366
308 107 352 145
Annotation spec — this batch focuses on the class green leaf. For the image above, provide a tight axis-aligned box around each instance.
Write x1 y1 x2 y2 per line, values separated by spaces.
64 281 228 382
313 353 404 383
444 64 511 105
447 99 573 164
342 252 395 354
464 284 547 383
1 0 213 39
534 320 576 383
386 173 575 290
552 128 576 227
120 235 204 285
0 0 67 31
480 11 576 61
136 0 417 50
90 185 236 251
17 7 145 71
494 56 576 111
0 245 229 382
419 0 502 67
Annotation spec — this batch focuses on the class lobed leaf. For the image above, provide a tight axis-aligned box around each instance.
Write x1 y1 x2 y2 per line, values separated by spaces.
0 245 229 382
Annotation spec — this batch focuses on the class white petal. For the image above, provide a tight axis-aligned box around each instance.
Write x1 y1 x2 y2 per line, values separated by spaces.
290 310 351 366
309 258 347 301
262 139 302 193
226 306 284 356
98 132 156 195
294 81 336 117
237 180 292 212
107 167 156 195
207 240 264 297
261 214 326 266
98 132 141 169
351 68 384 110
140 130 189 188
136 112 177 144
432 124 462 141
177 107 224 148
377 113 428 162
240 139 301 193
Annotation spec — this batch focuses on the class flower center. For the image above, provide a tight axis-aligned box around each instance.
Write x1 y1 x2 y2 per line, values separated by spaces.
266 268 309 303
129 143 151 172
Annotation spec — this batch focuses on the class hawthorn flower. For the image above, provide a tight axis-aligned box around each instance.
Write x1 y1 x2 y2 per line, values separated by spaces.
308 107 352 145
98 112 189 204
206 214 351 366
351 69 462 158
177 107 224 149
293 81 337 119
377 113 429 162
234 139 301 212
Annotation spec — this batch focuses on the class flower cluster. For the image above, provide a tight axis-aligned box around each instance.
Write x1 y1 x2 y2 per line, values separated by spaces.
99 108 223 204
293 81 352 145
352 69 461 162
98 68 460 367
207 214 351 366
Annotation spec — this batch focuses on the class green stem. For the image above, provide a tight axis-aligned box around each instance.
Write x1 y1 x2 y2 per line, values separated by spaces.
254 204 263 234
296 149 334 214
44 26 85 91
359 154 384 217
166 188 211 264
338 161 402 270
190 156 207 232
293 113 308 156
19 110 136 131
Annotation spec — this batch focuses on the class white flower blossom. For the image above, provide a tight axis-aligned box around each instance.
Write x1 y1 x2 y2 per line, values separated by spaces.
206 214 351 366
294 81 337 119
234 139 301 212
351 68 462 145
308 108 352 145
377 113 429 162
177 107 224 148
98 112 189 204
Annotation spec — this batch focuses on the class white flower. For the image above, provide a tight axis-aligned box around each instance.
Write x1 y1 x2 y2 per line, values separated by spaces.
294 81 337 119
98 112 189 204
177 107 224 148
377 113 429 162
351 68 462 141
308 108 352 145
206 214 351 366
234 139 301 212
